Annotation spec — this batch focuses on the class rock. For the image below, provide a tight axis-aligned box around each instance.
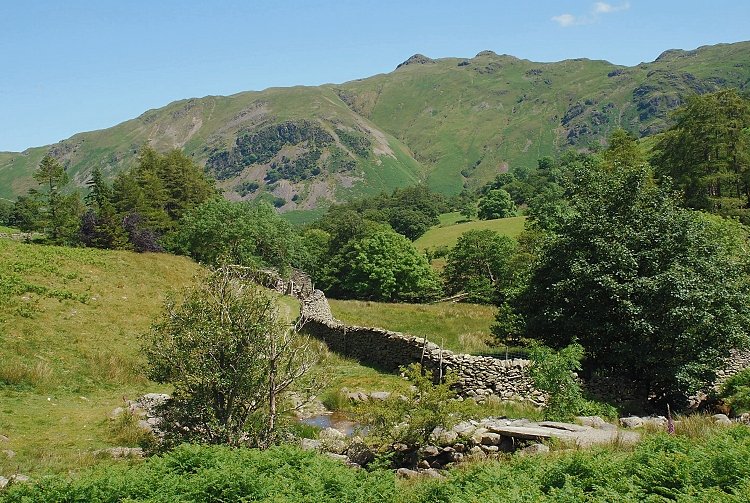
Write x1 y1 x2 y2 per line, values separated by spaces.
642 416 667 428
418 459 431 469
109 407 125 419
429 427 459 446
346 441 374 466
470 427 489 445
420 445 440 458
619 416 644 428
2 450 15 459
95 447 144 458
0 435 9 442
451 421 476 437
453 443 465 453
325 452 350 463
300 438 321 451
137 419 152 432
11 474 29 483
520 443 550 455
396 468 420 479
576 416 607 428
480 445 499 453
468 446 486 459
319 427 347 453
423 468 444 479
369 391 391 401
346 391 369 402
739 413 750 425
136 393 170 412
0 476 7 489
479 432 503 446
712 414 732 426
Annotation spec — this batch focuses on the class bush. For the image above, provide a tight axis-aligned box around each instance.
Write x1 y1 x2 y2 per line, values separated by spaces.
1 444 395 502
720 368 750 414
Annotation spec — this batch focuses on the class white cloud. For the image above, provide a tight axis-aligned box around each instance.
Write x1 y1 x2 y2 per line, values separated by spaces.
551 13 577 27
553 2 630 28
594 2 630 14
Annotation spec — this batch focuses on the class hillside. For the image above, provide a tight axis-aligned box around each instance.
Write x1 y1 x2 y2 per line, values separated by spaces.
414 213 526 252
2 41 750 210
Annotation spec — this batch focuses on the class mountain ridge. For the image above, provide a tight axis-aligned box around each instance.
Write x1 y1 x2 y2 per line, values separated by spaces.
2 40 749 212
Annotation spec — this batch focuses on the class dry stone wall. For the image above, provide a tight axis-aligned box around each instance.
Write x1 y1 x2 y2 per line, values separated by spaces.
300 289 544 404
257 268 750 405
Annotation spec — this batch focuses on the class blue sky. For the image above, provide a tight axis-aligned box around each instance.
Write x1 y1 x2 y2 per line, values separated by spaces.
1 0 748 152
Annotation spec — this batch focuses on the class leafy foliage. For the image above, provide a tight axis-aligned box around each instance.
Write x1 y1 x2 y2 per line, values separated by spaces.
170 198 304 271
514 163 750 403
144 266 319 448
443 229 516 303
0 444 395 502
720 368 750 414
15 154 84 244
207 120 335 180
356 364 460 458
477 188 516 219
652 88 750 222
339 227 441 302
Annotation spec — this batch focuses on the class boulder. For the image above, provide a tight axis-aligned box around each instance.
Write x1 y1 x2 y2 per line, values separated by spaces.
324 452 349 463
420 445 440 458
300 438 321 451
0 476 7 489
369 391 391 401
319 427 347 454
396 468 420 479
479 432 503 446
418 459 431 469
712 414 732 426
619 416 644 428
2 449 14 459
346 441 375 466
520 443 550 455
429 427 459 446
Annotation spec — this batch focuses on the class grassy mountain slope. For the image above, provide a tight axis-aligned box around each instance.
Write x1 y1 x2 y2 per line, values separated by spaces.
2 41 749 206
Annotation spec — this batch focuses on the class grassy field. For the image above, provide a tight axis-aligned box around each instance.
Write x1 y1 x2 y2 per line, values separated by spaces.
0 240 413 476
0 239 202 475
414 214 526 252
328 299 502 356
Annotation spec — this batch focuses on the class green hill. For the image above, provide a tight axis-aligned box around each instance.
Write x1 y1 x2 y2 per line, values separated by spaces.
2 41 750 211
414 213 526 252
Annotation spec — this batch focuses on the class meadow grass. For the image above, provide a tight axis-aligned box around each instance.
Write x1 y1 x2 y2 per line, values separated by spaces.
328 299 501 356
414 214 526 252
0 240 413 475
0 239 201 475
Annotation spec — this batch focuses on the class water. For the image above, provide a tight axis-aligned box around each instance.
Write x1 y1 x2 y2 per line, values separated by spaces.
301 412 360 436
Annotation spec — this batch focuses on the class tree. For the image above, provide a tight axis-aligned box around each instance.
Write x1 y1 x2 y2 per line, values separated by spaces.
652 89 750 219
31 154 83 244
170 199 304 271
342 227 441 302
10 194 42 232
80 167 128 249
111 146 216 249
602 128 646 170
513 164 750 404
443 229 516 303
144 266 320 448
477 189 516 220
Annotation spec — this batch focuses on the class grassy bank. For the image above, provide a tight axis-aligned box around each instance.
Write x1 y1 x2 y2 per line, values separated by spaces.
414 214 526 252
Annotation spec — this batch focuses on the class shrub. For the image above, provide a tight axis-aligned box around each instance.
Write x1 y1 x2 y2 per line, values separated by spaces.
720 368 750 414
